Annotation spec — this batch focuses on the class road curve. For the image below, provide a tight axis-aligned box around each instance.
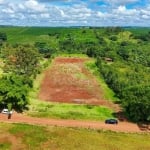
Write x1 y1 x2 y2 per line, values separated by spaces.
0 113 149 133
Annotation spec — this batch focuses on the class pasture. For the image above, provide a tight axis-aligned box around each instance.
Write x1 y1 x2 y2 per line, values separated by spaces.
0 27 97 45
0 123 150 150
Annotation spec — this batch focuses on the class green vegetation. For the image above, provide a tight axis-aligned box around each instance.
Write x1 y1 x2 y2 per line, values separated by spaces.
28 100 113 120
0 44 41 111
85 59 117 101
9 124 48 148
0 143 11 150
1 44 41 77
0 123 150 150
0 26 149 122
0 32 7 46
0 74 29 111
92 27 150 122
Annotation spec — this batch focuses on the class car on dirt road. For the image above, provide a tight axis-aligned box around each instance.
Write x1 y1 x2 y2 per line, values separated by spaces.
1 109 13 114
105 119 118 124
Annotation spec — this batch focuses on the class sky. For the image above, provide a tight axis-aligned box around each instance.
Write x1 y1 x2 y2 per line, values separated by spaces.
0 0 150 26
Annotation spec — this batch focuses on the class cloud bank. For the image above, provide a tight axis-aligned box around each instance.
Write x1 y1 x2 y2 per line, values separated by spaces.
0 0 149 26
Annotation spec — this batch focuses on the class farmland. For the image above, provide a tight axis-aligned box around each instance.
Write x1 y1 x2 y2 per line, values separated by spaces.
0 26 150 121
0 26 150 149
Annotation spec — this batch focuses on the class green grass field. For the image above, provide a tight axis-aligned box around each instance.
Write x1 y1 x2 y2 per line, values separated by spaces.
28 100 114 120
0 123 150 150
125 27 150 35
0 27 96 44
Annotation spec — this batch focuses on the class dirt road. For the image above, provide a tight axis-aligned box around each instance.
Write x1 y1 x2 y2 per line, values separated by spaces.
0 113 149 133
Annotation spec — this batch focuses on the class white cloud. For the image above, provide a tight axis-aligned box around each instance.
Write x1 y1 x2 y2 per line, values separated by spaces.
0 0 150 26
40 13 50 18
114 5 137 15
106 0 138 4
24 0 47 12
0 0 4 4
2 8 14 14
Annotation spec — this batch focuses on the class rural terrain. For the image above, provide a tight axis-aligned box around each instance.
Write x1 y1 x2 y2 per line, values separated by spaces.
0 26 150 150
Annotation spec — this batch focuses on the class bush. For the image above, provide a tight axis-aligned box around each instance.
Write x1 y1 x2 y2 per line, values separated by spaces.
0 74 30 111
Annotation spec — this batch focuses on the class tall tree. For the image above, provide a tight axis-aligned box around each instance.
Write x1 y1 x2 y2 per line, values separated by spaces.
0 74 29 111
2 44 41 78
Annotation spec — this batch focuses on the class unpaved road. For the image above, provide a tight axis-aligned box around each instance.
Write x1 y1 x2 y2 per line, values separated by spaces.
0 113 149 133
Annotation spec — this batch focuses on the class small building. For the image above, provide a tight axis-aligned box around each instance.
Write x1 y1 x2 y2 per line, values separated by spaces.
104 57 113 62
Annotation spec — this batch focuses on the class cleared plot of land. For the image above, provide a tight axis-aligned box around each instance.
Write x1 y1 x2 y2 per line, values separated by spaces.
38 57 119 110
27 55 117 121
0 123 150 150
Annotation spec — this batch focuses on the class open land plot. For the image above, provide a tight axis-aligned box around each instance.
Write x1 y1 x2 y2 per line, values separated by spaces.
38 57 119 111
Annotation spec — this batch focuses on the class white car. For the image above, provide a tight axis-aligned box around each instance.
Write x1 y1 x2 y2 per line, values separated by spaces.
1 109 13 114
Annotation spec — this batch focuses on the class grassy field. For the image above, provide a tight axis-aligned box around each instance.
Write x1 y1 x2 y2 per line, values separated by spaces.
0 27 97 44
0 123 150 150
28 100 114 120
125 27 150 35
28 55 116 121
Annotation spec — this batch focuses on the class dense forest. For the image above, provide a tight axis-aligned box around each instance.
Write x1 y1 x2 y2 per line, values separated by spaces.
0 27 149 122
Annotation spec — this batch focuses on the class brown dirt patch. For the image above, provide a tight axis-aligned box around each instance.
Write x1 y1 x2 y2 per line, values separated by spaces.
38 57 119 111
0 129 25 150
54 57 89 63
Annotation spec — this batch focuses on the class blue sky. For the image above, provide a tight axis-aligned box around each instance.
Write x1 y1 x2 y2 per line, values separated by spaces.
0 0 150 26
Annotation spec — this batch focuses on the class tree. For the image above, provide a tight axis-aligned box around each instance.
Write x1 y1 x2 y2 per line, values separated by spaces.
35 42 54 58
117 48 130 60
109 35 118 41
122 85 150 122
0 32 7 41
0 74 29 111
3 44 41 78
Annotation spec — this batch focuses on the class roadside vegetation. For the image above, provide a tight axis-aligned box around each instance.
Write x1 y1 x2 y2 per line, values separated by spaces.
0 26 149 123
28 100 114 121
0 123 150 150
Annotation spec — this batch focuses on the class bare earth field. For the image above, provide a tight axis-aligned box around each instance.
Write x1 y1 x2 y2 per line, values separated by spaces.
38 57 119 111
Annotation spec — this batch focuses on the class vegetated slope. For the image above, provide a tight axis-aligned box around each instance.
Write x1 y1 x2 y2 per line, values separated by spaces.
0 122 150 150
38 56 119 110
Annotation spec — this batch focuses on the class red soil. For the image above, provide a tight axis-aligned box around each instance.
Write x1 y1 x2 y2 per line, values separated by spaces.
55 57 90 63
38 57 119 111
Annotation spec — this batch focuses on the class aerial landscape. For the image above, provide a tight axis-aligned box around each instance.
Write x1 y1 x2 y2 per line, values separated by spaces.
0 0 150 150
